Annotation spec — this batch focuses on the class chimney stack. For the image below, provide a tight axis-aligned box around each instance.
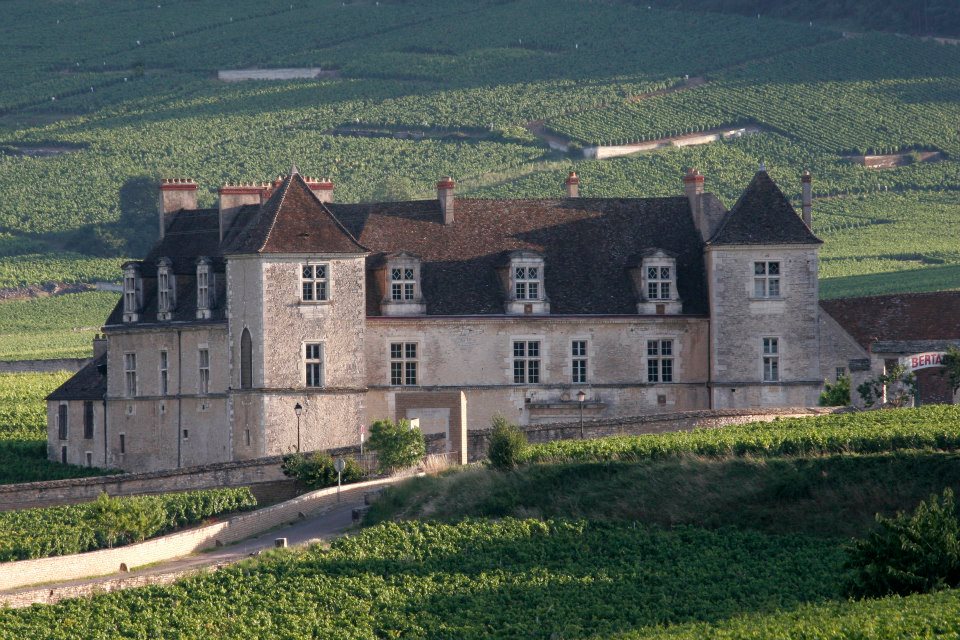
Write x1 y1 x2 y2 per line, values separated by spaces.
437 176 455 224
801 170 813 229
92 333 107 360
305 177 335 203
219 182 268 241
158 178 198 240
683 167 706 236
564 171 580 198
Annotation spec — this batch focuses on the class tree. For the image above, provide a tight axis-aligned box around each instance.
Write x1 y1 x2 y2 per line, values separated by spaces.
857 363 917 408
940 346 960 397
487 415 528 471
368 419 426 473
819 375 851 406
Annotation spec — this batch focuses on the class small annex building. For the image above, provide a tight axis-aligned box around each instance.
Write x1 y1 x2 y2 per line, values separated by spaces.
48 166 863 472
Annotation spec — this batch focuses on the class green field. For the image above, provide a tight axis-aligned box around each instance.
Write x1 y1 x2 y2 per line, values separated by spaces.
0 0 958 359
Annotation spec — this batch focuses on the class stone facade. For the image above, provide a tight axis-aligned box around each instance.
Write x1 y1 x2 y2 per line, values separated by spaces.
49 166 860 473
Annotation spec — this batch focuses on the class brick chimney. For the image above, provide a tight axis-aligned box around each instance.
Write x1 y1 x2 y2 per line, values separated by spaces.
158 179 198 240
801 170 813 229
683 167 705 236
218 182 268 241
564 171 580 198
437 176 455 224
305 176 334 203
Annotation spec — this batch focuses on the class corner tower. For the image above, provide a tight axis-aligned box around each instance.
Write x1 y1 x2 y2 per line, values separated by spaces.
705 170 823 408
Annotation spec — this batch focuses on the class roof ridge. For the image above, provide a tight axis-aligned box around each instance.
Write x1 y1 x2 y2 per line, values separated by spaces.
315 196 370 253
257 175 295 253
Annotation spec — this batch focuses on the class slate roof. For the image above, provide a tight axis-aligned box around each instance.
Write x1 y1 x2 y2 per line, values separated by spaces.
144 208 222 273
709 171 821 246
224 173 367 255
820 291 960 350
47 354 107 401
329 196 708 316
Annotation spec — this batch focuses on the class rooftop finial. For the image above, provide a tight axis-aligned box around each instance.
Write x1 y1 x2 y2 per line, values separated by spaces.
759 160 766 172
290 163 300 176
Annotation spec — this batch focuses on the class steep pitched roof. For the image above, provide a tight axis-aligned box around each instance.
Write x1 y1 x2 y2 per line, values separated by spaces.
709 171 821 246
144 208 222 273
331 196 708 316
820 291 960 350
47 354 107 401
225 173 367 255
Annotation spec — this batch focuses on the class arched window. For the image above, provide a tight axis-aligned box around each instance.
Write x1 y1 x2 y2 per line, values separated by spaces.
240 328 252 389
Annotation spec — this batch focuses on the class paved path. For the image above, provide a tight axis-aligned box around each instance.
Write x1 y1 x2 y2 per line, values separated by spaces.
0 499 364 608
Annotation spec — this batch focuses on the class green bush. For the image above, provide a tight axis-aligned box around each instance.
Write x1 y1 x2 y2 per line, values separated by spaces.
819 375 851 406
368 419 426 474
844 488 960 597
487 415 528 471
281 452 365 489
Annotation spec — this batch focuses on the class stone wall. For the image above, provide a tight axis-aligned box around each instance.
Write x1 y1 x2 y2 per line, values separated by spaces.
0 358 89 373
0 474 409 594
1 433 447 512
466 406 839 462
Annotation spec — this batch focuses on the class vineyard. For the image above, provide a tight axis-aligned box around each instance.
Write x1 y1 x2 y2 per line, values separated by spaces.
0 488 256 562
519 405 960 464
0 291 118 361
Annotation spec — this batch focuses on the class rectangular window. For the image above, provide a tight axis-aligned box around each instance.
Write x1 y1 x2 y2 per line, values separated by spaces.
124 353 137 398
389 342 418 386
123 274 137 313
159 350 169 396
301 264 329 302
61 446 67 464
198 349 210 395
646 266 672 300
305 343 324 388
85 451 92 468
158 270 170 312
763 338 780 382
514 266 541 300
572 340 588 384
513 340 541 384
58 404 68 440
119 433 126 455
390 267 416 302
647 340 674 383
197 268 209 309
836 367 846 381
83 401 94 439
754 261 781 298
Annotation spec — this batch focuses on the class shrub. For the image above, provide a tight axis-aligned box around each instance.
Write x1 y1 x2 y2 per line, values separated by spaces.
844 489 960 598
368 419 426 473
819 375 851 406
281 452 365 489
487 415 528 471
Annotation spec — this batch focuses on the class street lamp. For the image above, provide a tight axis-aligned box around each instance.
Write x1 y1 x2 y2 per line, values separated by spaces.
577 390 586 439
294 402 303 453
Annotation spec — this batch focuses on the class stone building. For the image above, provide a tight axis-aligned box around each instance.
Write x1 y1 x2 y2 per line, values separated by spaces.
48 166 862 472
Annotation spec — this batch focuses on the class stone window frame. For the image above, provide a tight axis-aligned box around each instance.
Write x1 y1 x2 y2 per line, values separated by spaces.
646 339 674 383
762 337 780 382
157 257 176 321
197 346 210 396
124 352 138 398
512 260 544 301
753 260 782 299
389 341 420 386
119 432 126 455
85 451 93 467
57 402 68 440
642 260 677 301
512 338 543 385
835 366 846 381
122 263 142 323
300 262 330 303
390 263 418 302
571 338 589 384
304 341 325 389
159 349 169 397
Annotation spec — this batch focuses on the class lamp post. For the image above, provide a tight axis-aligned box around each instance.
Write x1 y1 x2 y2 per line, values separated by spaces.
294 402 303 453
577 390 586 439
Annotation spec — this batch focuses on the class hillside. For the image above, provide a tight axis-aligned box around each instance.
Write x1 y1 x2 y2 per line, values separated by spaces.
2 0 960 358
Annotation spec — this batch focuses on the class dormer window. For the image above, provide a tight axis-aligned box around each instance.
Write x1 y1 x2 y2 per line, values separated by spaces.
504 251 549 315
157 258 176 321
380 252 425 316
196 257 213 320
122 262 142 323
633 249 682 315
